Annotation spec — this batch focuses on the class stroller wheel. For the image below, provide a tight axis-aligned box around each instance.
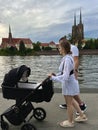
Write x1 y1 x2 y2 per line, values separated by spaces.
33 107 46 121
21 123 37 130
1 121 9 130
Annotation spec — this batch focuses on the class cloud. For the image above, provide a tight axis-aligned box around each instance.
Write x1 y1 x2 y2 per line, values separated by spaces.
0 0 98 44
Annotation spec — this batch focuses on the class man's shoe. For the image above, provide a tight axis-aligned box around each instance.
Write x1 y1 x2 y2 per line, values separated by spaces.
76 103 87 115
59 104 67 109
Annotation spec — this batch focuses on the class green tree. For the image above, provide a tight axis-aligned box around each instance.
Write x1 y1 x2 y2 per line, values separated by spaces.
89 39 95 49
9 46 17 55
33 41 41 51
26 48 33 55
44 46 52 51
95 39 98 49
19 40 26 55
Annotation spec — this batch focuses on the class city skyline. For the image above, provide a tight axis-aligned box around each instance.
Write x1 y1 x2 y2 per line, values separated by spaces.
0 0 98 44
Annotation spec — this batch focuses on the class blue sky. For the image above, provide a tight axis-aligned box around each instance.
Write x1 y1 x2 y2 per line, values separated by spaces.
0 0 98 43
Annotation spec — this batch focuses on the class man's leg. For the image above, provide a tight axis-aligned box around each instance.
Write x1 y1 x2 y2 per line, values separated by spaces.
74 95 84 105
74 95 87 115
59 94 83 108
59 95 87 114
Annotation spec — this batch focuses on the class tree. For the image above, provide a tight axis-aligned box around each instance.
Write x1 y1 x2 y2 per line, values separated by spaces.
33 41 41 51
19 40 26 55
9 46 17 55
95 39 98 49
44 46 52 51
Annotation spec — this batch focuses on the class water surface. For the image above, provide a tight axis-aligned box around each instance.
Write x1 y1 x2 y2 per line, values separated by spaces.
0 55 98 88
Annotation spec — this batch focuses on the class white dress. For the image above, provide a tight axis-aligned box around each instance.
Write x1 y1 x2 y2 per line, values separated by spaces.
51 54 80 96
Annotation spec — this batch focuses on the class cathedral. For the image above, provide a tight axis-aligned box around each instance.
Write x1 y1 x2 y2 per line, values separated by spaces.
72 10 84 44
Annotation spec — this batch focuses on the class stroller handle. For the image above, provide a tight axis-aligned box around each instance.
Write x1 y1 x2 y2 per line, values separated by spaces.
36 76 50 89
42 76 50 83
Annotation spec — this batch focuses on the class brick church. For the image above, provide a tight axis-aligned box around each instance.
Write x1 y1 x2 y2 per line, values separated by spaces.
1 25 33 50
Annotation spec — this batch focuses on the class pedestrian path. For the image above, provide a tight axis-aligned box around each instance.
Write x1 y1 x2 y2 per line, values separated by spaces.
0 92 98 130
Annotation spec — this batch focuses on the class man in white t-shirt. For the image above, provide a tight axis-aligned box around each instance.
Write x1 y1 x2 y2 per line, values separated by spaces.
59 37 87 115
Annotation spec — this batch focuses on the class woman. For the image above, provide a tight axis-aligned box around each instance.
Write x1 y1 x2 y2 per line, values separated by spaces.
49 40 88 127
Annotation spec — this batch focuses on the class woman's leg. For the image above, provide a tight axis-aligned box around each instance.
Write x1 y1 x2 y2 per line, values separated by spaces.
64 95 74 123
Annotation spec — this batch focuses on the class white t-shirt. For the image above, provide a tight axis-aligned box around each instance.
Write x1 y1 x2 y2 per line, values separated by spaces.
71 44 79 57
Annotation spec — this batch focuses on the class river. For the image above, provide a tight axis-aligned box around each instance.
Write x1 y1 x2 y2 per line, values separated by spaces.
0 55 98 88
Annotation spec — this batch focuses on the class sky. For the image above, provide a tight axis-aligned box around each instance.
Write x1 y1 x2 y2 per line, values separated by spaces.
0 0 98 44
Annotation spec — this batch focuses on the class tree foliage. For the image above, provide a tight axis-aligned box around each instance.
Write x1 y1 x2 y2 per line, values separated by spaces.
19 40 26 55
83 38 98 49
33 41 41 51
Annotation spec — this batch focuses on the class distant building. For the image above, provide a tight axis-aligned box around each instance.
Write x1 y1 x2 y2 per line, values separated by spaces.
40 41 57 50
1 25 33 50
72 9 84 44
49 41 57 50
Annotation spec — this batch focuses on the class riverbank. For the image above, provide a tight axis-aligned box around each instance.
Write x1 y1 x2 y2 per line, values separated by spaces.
36 49 98 55
79 49 98 55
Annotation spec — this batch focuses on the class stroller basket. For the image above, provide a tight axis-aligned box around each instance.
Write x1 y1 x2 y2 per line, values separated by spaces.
2 78 54 103
4 102 33 125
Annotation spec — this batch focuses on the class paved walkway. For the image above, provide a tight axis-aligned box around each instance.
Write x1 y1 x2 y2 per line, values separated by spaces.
0 90 98 130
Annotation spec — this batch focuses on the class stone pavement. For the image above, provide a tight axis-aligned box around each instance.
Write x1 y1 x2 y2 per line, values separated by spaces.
0 89 98 130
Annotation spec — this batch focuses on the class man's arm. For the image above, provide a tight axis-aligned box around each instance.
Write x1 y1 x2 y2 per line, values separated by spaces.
73 56 79 79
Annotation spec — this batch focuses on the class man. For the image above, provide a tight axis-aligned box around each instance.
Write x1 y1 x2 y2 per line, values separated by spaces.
59 37 87 115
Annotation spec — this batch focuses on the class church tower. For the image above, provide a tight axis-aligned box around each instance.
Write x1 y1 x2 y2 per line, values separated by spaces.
72 13 78 43
72 9 84 44
8 25 13 44
77 9 84 42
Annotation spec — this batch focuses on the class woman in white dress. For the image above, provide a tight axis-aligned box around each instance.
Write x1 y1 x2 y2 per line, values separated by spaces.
49 40 88 127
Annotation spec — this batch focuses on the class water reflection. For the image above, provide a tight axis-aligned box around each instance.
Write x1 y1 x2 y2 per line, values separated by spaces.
0 55 98 88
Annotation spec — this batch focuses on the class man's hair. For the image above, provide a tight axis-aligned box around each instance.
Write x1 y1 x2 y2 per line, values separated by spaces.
59 37 71 44
59 36 66 42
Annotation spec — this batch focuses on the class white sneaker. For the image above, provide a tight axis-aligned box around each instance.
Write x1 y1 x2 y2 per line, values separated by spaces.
75 114 88 122
76 104 87 115
59 104 67 109
76 110 84 116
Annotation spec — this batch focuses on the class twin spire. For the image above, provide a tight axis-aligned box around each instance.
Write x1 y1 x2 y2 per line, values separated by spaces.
74 9 82 25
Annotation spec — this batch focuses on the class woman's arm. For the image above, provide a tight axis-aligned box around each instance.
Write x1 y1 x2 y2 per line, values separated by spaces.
51 59 71 82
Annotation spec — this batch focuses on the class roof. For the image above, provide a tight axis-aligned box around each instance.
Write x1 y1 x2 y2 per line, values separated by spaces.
2 38 32 44
40 43 49 47
49 41 55 45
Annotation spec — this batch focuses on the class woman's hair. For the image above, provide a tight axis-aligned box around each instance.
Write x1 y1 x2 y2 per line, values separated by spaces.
59 38 72 54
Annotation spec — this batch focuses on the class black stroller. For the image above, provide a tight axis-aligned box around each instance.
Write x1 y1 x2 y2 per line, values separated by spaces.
0 65 54 130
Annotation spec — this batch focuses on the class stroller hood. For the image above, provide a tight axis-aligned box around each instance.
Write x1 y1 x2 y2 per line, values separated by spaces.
2 65 31 87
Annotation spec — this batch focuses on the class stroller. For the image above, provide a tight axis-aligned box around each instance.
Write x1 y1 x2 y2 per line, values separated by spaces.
0 65 54 130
